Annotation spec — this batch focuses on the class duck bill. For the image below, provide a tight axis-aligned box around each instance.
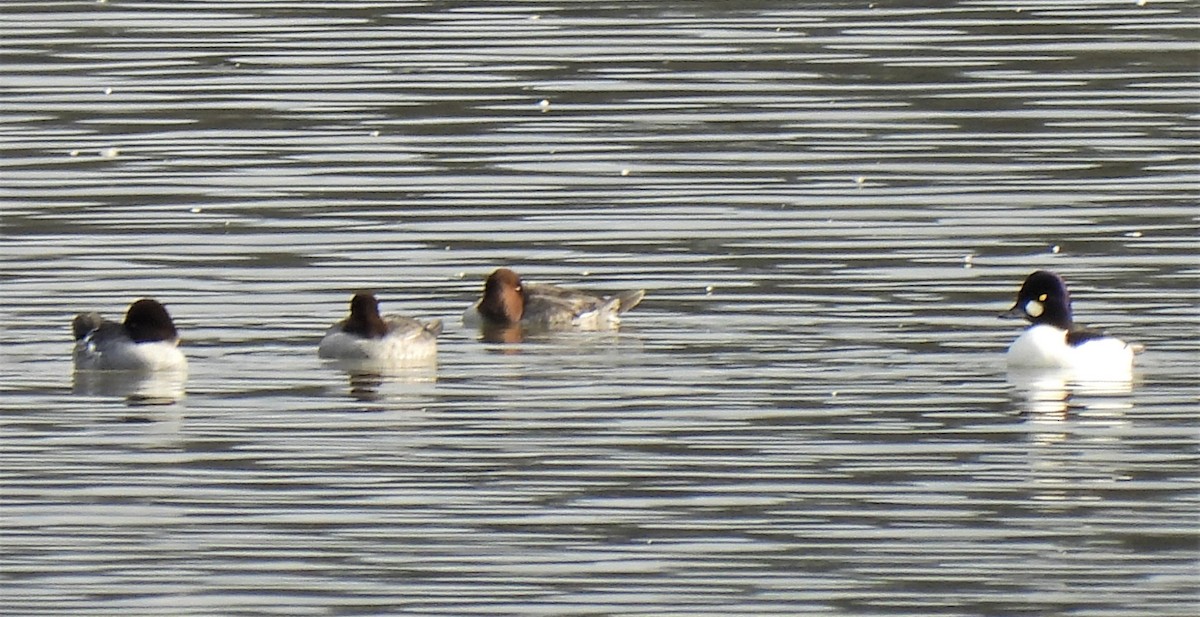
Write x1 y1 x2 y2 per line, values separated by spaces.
998 304 1025 320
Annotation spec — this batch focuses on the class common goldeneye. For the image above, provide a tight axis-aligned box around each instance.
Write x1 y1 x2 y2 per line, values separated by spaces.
463 268 645 334
1000 270 1137 373
318 292 441 364
72 298 187 372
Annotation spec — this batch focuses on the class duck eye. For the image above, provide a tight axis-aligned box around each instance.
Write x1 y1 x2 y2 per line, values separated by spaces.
1038 293 1047 301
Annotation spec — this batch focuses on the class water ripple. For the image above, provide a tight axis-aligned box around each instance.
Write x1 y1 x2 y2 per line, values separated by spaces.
1 1 1197 615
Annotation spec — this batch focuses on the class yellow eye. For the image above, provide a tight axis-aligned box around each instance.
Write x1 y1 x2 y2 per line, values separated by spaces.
1038 293 1047 301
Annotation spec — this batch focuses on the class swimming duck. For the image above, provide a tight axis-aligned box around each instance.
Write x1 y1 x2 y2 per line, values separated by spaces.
318 292 441 364
464 267 645 332
1000 270 1138 372
72 298 187 372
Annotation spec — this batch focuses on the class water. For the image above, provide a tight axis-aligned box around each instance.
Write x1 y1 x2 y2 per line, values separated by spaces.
1 1 1197 615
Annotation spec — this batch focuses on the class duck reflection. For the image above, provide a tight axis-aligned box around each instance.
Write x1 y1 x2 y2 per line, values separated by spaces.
480 323 527 345
477 323 634 350
1008 366 1133 445
324 359 437 402
72 368 186 406
1008 366 1139 518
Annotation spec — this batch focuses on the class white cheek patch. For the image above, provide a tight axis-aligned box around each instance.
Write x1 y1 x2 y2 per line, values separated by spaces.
1024 300 1044 318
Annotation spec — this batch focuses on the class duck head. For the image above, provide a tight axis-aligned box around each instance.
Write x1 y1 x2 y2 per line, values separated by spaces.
124 298 179 343
1000 270 1073 329
344 292 389 339
478 268 525 325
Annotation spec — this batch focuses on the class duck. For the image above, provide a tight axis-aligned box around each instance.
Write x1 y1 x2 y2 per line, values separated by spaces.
318 292 441 364
1000 270 1138 373
72 298 188 372
463 267 645 332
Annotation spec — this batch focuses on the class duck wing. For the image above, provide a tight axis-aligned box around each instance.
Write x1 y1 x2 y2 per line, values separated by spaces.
1066 324 1109 347
523 283 608 327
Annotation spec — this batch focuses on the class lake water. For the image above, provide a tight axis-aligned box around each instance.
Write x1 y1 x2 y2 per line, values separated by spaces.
1 1 1197 615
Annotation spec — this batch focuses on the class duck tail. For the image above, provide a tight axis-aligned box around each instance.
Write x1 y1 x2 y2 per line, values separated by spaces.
71 312 105 341
614 289 645 314
423 318 444 337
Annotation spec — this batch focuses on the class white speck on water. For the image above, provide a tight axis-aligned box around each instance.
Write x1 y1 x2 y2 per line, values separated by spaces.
189 207 202 214
103 87 112 95
1050 245 1061 254
1125 231 1143 238
68 150 80 157
620 169 630 176
369 130 380 137
99 147 120 158
854 176 866 186
705 285 715 295
539 99 551 112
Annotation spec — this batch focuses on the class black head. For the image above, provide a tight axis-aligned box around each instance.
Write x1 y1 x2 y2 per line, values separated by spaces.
1000 270 1073 329
344 292 389 338
478 268 525 324
123 299 179 343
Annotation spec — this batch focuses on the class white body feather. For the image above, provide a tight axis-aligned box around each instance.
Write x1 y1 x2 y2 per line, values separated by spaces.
74 332 187 372
318 315 439 365
1007 324 1135 376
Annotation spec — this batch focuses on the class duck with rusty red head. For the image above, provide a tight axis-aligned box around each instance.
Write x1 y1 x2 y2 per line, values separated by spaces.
464 268 645 337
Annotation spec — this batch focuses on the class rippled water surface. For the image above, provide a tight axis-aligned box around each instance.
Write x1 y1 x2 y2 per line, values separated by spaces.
2 1 1197 615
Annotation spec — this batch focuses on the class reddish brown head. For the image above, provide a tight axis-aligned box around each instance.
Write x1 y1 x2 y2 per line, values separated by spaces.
478 268 525 325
